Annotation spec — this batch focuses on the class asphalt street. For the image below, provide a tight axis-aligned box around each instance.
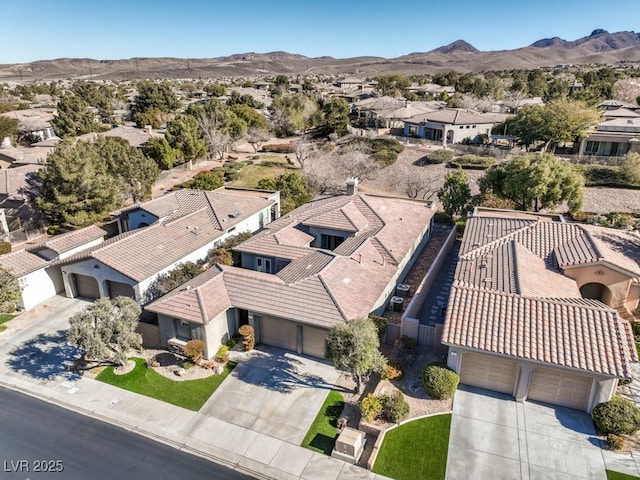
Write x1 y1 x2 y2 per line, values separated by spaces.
0 387 254 480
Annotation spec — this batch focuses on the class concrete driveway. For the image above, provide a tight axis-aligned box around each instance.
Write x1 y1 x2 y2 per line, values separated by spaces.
200 346 340 445
447 386 606 480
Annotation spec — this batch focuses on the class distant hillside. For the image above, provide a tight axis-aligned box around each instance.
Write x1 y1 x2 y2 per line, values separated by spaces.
1 30 639 81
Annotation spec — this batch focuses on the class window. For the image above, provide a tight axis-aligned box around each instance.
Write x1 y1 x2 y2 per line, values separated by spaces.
408 126 418 136
256 257 272 273
585 141 600 154
320 234 345 250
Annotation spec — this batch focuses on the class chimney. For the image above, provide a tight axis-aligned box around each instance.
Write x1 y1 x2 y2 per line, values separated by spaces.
346 177 359 196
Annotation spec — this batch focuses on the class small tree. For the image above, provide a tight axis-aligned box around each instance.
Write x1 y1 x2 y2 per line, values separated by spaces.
67 297 142 367
238 324 255 351
438 167 471 217
324 317 386 393
622 152 640 185
0 266 22 313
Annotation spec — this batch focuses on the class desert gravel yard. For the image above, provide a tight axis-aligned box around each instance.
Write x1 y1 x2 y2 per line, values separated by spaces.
359 146 640 215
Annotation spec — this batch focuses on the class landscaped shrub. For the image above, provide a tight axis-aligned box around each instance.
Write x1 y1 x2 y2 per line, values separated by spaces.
380 391 410 423
592 396 640 435
449 154 496 170
184 339 205 362
606 433 625 450
632 322 640 340
382 359 403 380
238 324 255 351
215 345 229 362
225 336 238 349
369 315 388 337
0 241 10 255
425 149 454 164
262 143 295 154
360 393 383 423
422 362 460 400
393 335 417 366
580 165 635 188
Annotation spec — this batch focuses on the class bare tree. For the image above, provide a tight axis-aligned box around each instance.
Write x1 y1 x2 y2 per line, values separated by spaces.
196 110 230 160
391 162 438 199
246 126 270 154
294 135 317 168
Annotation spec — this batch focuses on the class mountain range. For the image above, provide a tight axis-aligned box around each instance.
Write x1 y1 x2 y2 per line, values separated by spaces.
1 29 639 81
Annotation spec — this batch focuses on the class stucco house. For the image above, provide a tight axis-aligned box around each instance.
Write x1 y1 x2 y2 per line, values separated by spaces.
403 108 497 145
578 112 640 158
0 226 106 310
56 187 280 303
146 180 437 360
441 208 639 412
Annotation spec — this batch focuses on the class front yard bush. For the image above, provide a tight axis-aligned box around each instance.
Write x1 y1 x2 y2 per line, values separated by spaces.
361 393 383 423
185 339 205 362
425 149 454 164
449 154 496 170
215 345 229 362
382 359 404 380
380 391 410 423
422 362 459 400
580 165 635 188
606 433 625 451
592 396 640 435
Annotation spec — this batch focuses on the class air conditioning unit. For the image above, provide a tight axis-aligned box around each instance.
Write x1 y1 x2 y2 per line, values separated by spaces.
390 296 405 312
395 284 411 297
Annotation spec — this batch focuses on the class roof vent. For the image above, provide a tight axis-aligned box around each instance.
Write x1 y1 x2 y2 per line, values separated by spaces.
230 209 241 218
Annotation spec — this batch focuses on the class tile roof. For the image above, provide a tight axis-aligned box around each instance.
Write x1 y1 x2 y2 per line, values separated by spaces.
150 193 436 329
145 267 231 324
0 250 48 276
443 285 636 377
27 225 106 255
443 212 640 379
60 189 276 282
0 164 41 196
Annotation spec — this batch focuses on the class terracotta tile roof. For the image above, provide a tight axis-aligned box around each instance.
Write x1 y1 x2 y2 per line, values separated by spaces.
277 250 334 284
0 250 48 276
221 265 347 328
444 212 639 379
442 285 636 378
302 201 369 233
90 209 223 282
149 193 436 329
27 225 106 255
146 267 230 324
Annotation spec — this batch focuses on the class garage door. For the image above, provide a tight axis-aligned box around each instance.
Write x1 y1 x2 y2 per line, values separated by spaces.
528 368 592 411
259 317 297 351
460 352 518 394
302 325 326 358
74 274 100 299
107 281 135 299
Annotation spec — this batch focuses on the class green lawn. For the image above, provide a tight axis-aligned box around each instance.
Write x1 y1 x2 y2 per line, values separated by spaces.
0 313 16 324
96 357 236 411
608 471 640 480
301 390 345 455
373 413 452 480
231 164 293 188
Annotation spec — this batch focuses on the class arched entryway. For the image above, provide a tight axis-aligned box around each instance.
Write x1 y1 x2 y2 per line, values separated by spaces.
579 282 612 305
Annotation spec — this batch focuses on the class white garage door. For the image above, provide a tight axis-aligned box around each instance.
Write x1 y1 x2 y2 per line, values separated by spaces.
302 325 326 358
259 317 297 351
74 274 100 299
107 281 135 299
460 352 518 395
528 368 592 411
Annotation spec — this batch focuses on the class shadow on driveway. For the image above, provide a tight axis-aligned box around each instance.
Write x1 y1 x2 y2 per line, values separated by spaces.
7 330 82 381
233 349 338 394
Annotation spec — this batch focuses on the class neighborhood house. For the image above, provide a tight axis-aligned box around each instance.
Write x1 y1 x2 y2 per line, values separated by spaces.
146 180 437 360
441 208 640 412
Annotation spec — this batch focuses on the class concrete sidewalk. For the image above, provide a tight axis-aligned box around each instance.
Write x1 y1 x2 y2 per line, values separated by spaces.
0 298 388 480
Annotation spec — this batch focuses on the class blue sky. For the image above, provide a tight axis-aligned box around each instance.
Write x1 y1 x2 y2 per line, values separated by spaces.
2 0 640 64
